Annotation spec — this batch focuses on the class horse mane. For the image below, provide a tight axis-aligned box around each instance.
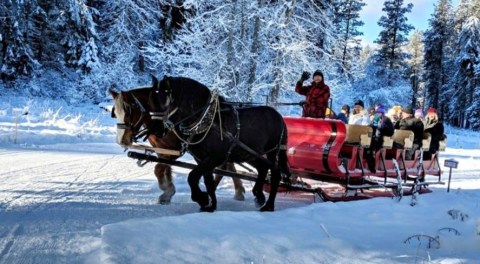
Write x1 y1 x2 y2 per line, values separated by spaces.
161 76 227 103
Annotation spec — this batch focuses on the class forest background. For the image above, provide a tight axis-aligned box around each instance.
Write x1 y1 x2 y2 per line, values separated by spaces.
1 0 479 129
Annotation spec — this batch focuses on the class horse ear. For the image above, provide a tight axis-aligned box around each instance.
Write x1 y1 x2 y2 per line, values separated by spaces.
151 75 159 89
162 75 172 92
109 88 119 99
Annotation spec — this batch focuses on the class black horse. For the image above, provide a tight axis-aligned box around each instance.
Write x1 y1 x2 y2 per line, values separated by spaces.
148 76 290 212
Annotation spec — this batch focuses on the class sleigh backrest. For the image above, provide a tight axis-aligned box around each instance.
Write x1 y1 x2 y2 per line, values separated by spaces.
392 130 414 150
345 125 372 147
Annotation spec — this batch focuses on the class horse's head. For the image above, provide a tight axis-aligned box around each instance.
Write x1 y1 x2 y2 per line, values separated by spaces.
148 75 214 137
148 75 176 137
109 88 148 146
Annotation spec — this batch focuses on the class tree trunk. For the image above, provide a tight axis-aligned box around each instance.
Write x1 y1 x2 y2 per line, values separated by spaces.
247 0 264 102
269 0 297 103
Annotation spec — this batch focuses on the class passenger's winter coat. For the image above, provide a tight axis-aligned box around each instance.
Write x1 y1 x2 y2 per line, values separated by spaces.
424 118 445 153
348 109 370 125
371 116 394 151
395 116 424 146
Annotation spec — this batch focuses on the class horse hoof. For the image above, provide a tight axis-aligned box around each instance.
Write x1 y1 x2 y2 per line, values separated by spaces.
234 190 245 201
192 192 210 207
158 198 171 205
259 204 274 212
254 197 266 208
200 205 216 213
158 187 176 205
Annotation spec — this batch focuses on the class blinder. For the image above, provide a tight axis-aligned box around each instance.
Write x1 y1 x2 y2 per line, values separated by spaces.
115 94 146 136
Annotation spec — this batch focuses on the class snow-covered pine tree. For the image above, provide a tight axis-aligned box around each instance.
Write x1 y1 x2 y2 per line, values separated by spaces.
0 0 38 82
374 0 414 85
423 0 453 114
268 0 337 103
145 0 338 105
354 0 413 107
454 16 480 128
332 0 365 76
97 0 162 74
404 30 424 109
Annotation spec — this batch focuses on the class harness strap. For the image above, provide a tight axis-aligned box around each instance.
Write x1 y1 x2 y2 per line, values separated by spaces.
130 94 146 131
226 105 240 160
150 107 178 120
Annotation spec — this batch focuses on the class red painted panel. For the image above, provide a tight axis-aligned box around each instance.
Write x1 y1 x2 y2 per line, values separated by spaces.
283 117 347 176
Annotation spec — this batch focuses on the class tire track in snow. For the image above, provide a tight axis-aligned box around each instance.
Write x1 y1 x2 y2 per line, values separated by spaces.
0 153 130 211
0 224 21 263
0 151 150 263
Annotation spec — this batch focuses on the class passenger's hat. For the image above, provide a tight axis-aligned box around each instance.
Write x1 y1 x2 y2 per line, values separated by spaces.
427 107 437 114
415 109 423 118
375 104 386 114
403 106 413 115
313 70 324 78
354 100 364 108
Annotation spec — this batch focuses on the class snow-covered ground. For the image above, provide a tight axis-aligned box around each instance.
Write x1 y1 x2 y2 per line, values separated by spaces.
0 96 479 264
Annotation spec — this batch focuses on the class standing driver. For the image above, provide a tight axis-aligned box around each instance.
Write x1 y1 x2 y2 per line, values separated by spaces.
295 70 330 118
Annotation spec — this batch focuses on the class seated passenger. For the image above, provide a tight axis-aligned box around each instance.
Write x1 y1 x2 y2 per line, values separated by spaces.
415 109 424 121
336 104 350 124
365 105 394 172
387 108 400 127
423 107 445 160
348 100 370 125
394 107 424 160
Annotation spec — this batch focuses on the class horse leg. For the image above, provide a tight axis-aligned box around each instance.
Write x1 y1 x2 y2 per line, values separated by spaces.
188 158 218 211
260 150 288 212
252 162 268 207
202 171 217 212
214 163 245 201
154 163 176 204
260 166 280 212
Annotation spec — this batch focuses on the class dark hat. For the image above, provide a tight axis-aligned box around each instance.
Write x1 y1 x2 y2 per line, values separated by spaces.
313 70 323 78
375 104 386 114
354 100 364 108
403 107 413 115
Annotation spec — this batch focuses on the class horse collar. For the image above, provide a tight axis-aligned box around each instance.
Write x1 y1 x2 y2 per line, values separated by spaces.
179 93 219 136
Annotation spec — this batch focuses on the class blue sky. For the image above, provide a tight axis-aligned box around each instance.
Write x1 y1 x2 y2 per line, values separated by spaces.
359 0 460 45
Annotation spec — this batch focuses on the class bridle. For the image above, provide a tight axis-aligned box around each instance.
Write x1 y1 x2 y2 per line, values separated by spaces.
149 85 179 136
113 93 149 141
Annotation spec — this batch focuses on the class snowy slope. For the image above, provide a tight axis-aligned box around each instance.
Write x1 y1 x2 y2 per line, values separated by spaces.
0 96 479 263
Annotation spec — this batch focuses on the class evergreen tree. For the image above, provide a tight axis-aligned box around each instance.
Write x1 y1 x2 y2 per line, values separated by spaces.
374 0 414 83
0 0 38 81
423 0 453 113
455 16 480 128
333 0 365 75
405 30 424 109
